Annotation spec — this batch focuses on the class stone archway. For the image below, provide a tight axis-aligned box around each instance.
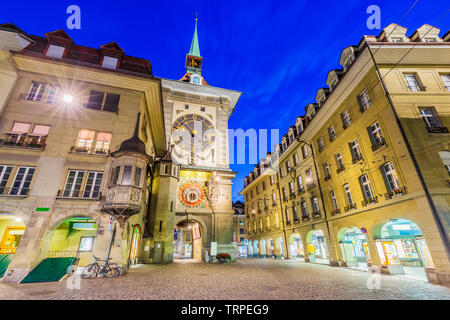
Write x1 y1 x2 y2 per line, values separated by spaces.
288 233 305 260
306 229 329 264
173 219 204 260
337 227 370 271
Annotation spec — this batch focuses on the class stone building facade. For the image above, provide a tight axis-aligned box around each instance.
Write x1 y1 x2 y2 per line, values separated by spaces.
241 23 450 286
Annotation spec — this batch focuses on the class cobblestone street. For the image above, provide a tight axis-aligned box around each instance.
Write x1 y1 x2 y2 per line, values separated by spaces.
1 259 449 300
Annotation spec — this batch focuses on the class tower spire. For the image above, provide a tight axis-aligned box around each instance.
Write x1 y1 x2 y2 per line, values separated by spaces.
189 16 201 58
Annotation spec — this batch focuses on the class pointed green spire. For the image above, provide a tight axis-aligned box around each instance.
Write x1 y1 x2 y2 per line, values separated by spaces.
189 18 201 57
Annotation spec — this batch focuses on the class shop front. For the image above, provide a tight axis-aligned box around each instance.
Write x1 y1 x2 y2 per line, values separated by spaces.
248 240 254 257
253 240 259 257
0 214 26 278
338 227 370 271
306 230 329 264
373 218 434 281
289 234 305 261
260 239 267 258
267 238 275 258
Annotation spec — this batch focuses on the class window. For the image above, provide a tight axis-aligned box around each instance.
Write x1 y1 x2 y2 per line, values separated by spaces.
391 37 403 43
94 132 112 153
293 153 299 166
239 228 245 234
46 45 65 58
404 73 423 91
256 186 259 194
289 181 295 196
102 56 119 69
83 171 103 198
311 197 320 214
200 107 205 112
382 162 399 192
440 74 450 91
419 108 441 131
270 175 275 185
357 89 371 111
341 110 351 128
286 161 291 172
336 153 344 171
296 175 303 192
297 123 303 134
76 129 95 149
103 93 120 112
368 122 384 149
86 90 104 110
328 126 336 142
272 192 277 205
301 145 309 159
185 104 189 109
330 191 338 210
424 37 437 42
344 184 353 205
301 201 308 218
262 181 266 191
285 208 290 223
26 81 47 101
86 91 120 112
0 165 13 194
293 205 299 221
79 236 94 252
439 151 450 176
282 188 287 201
63 170 85 197
323 163 331 178
359 174 374 200
317 137 324 152
121 166 132 185
10 166 35 195
110 166 120 185
46 85 59 104
349 139 362 161
280 166 285 178
305 169 313 186
6 122 30 144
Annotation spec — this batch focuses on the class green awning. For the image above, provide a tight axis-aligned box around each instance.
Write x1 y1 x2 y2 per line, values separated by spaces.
0 254 13 278
21 257 76 283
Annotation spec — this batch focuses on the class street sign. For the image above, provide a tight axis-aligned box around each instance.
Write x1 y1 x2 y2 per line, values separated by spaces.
361 227 367 234
35 207 49 212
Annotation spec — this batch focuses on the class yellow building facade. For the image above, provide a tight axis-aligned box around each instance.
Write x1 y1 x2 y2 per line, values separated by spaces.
241 23 450 286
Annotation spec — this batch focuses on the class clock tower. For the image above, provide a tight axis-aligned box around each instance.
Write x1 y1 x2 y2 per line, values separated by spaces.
147 18 241 264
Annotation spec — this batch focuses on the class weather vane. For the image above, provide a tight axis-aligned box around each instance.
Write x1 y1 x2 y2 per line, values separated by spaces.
193 12 199 20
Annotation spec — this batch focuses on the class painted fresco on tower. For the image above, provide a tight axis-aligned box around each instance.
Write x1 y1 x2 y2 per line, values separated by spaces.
177 170 211 210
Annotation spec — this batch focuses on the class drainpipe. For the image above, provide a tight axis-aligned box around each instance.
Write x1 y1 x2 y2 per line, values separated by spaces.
275 168 290 260
367 45 450 259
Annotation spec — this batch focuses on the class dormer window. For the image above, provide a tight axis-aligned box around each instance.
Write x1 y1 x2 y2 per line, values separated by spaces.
102 56 119 70
391 37 403 43
425 37 437 42
46 45 65 59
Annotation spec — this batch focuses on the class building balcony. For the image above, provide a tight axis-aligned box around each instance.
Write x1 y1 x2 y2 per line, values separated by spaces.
324 174 332 182
286 220 292 226
289 192 296 199
329 135 336 143
352 154 363 164
344 203 357 212
343 122 351 130
56 190 102 200
0 187 30 197
318 145 324 153
362 196 378 207
0 137 46 150
272 202 277 207
70 145 110 155
306 183 316 191
371 138 386 151
385 186 407 200
293 218 300 224
302 215 310 221
312 211 321 219
427 126 449 134
297 188 305 195
336 166 345 174
264 206 269 211
330 208 341 216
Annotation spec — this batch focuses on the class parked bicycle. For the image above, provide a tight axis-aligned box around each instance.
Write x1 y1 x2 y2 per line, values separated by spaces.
82 255 121 279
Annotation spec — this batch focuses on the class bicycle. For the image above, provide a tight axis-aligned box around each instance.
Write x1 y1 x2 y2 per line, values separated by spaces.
82 256 121 279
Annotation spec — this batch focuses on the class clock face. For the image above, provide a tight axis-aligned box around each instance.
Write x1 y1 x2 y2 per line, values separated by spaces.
179 183 204 208
172 114 215 152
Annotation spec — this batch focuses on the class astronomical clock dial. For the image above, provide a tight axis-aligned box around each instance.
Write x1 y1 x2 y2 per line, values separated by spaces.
172 114 215 152
179 183 204 208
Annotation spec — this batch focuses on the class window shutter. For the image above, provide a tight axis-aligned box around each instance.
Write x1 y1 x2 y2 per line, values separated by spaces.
103 93 120 112
87 91 104 110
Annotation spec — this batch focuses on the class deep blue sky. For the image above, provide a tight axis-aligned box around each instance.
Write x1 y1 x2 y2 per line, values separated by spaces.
2 1 449 202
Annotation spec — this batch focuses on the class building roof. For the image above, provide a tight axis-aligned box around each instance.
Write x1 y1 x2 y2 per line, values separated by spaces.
189 18 201 58
19 29 153 76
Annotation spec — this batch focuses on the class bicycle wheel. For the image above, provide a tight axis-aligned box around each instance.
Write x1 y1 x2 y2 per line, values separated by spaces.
104 264 120 278
82 263 98 279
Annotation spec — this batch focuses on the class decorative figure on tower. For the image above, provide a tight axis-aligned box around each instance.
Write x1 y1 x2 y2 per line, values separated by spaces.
183 14 205 85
